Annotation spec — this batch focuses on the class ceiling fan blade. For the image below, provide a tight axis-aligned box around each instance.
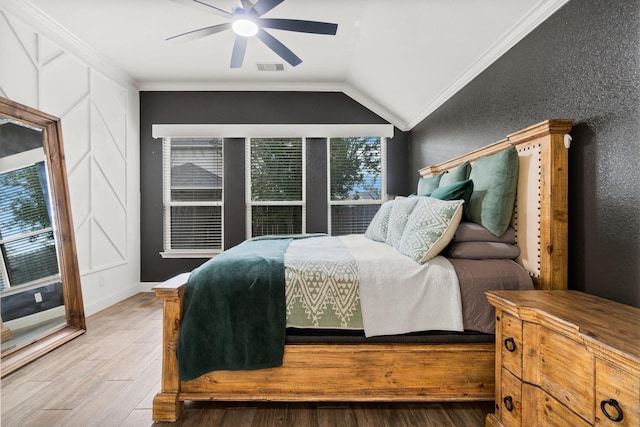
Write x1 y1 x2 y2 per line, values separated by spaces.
240 0 254 12
166 22 231 43
256 28 302 66
250 0 284 17
259 18 338 35
230 36 248 68
170 0 232 18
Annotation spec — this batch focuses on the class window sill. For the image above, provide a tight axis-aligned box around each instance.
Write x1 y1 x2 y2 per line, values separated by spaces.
160 250 221 259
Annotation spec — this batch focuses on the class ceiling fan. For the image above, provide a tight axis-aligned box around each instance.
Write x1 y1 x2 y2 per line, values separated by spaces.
168 0 338 68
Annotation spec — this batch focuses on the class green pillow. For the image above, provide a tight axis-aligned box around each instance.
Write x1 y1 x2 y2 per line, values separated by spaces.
467 146 519 236
385 197 420 248
364 200 394 242
439 161 471 187
417 172 443 196
430 179 474 206
397 197 464 264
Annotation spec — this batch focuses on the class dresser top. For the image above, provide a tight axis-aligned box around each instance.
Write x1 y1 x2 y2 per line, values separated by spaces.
486 290 640 367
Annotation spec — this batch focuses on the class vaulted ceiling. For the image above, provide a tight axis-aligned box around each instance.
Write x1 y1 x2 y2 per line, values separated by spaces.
21 0 568 130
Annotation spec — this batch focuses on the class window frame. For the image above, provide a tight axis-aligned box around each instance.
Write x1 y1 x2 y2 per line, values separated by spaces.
160 137 224 259
152 123 394 251
326 136 388 235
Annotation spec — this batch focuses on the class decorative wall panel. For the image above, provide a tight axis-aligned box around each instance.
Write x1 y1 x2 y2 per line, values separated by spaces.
0 5 140 313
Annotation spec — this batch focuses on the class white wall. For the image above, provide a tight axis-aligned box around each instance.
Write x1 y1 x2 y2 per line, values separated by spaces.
0 2 141 315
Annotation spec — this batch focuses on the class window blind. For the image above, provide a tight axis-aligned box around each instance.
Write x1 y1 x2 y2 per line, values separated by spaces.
163 138 224 255
0 163 59 289
330 204 382 235
328 137 386 235
330 137 382 201
247 138 305 237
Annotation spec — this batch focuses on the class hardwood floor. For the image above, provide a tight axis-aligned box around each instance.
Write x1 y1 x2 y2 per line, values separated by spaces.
1 293 493 426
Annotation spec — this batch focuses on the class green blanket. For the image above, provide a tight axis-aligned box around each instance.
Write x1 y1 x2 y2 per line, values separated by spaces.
177 238 292 380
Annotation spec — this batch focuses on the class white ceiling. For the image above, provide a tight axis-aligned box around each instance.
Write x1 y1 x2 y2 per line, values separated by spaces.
19 0 568 131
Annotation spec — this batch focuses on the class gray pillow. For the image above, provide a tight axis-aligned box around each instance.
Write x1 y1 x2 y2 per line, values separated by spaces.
452 222 516 243
467 147 519 236
446 241 520 259
439 161 471 188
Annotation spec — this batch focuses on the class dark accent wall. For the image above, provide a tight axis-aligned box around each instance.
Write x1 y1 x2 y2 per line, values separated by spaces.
222 138 246 248
306 138 328 233
409 0 640 307
387 129 410 196
140 91 405 281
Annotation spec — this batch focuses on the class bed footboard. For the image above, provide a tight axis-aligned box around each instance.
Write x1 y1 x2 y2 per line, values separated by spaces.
153 272 189 422
180 342 495 402
152 272 495 422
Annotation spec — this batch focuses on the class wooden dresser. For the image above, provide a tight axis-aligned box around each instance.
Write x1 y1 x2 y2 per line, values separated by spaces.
485 290 639 427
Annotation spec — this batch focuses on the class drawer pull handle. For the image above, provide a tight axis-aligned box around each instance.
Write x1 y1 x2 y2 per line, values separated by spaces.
503 396 514 412
504 337 517 352
600 399 624 422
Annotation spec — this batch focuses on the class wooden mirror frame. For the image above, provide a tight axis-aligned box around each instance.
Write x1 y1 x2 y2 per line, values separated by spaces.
0 96 86 377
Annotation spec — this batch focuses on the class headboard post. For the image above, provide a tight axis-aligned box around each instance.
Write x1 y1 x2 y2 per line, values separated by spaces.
418 119 573 291
507 120 573 290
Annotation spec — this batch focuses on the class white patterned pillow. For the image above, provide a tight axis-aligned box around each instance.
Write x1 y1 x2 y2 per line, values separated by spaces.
385 197 420 248
364 200 394 242
398 197 464 264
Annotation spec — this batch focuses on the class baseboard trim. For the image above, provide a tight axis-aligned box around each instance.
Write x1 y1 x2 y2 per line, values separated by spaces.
84 285 143 317
140 282 160 293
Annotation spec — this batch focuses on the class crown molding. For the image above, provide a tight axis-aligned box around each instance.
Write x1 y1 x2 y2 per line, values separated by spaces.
342 83 407 131
0 0 138 89
405 0 570 130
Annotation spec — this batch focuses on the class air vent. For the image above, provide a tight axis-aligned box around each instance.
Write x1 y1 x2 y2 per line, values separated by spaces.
257 63 285 71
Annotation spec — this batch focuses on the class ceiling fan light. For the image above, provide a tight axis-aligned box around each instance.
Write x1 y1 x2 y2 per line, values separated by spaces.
232 18 258 37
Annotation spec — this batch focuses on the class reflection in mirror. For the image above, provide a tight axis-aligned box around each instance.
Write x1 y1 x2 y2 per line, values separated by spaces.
0 96 85 377
0 119 66 353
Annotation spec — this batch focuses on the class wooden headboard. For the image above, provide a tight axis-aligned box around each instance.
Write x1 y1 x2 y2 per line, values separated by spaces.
418 119 573 291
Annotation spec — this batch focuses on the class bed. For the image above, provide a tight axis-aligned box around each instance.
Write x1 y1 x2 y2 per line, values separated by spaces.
152 119 573 422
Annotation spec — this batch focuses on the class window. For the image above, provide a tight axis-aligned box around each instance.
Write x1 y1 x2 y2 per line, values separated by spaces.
328 137 386 235
153 124 393 249
161 138 223 257
246 138 305 238
0 162 59 291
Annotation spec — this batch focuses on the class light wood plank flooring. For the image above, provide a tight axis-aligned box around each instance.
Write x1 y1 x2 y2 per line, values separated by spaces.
1 293 493 426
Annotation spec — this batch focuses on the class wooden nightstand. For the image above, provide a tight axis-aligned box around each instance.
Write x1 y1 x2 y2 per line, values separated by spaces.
485 290 639 427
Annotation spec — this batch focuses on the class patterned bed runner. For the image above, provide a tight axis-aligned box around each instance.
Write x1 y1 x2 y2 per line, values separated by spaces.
285 236 363 329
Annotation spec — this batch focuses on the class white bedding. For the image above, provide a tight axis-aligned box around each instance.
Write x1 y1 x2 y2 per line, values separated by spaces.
339 234 463 337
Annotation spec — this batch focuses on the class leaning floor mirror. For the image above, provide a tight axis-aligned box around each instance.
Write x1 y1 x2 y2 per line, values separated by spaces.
0 96 85 377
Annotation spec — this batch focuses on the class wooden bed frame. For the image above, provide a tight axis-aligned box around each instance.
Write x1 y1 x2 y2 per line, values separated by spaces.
152 119 573 422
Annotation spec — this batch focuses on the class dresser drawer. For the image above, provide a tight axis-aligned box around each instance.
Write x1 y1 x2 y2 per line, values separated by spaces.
500 312 523 378
522 383 591 427
595 359 640 426
523 323 595 423
499 368 522 427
